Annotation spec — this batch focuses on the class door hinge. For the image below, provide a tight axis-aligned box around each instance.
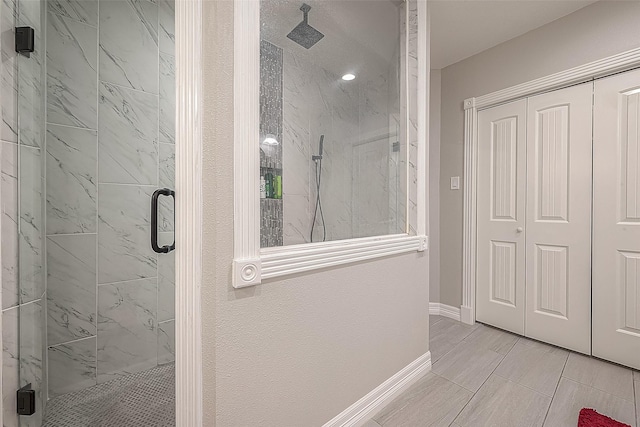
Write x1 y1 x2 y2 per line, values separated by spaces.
17 383 35 416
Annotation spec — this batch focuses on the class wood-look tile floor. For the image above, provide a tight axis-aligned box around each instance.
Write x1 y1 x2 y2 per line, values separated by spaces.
365 316 639 427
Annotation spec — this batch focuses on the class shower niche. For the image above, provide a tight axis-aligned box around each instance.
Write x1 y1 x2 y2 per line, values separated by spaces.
259 0 412 248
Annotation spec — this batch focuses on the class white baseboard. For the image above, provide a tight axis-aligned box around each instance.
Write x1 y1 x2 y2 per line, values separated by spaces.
323 352 432 427
429 303 461 322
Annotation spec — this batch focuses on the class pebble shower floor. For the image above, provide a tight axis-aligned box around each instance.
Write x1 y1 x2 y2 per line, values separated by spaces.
42 364 174 427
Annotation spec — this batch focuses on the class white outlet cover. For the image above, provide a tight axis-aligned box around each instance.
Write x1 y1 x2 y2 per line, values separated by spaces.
451 176 460 190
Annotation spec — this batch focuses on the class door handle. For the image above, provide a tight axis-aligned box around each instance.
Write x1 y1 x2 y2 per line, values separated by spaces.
516 227 524 233
151 188 175 253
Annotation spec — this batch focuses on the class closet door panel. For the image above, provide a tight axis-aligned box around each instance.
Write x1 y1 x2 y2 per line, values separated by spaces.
593 69 640 370
525 83 592 354
476 99 527 334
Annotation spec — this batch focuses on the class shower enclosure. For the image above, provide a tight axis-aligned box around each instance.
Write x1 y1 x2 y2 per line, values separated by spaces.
1 0 176 425
259 0 408 248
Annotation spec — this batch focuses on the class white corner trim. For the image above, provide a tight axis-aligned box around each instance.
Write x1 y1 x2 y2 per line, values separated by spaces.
232 0 429 287
175 0 203 424
323 352 432 427
462 46 640 330
232 0 261 288
429 303 461 322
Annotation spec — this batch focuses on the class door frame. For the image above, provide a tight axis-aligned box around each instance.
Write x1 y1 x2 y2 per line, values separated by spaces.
175 0 203 424
461 46 640 325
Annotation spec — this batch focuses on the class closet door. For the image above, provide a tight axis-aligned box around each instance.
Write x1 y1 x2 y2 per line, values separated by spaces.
525 83 592 354
593 69 640 370
476 99 527 334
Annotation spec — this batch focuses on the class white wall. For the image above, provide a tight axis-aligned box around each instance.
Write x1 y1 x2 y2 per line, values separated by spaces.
429 69 441 304
439 0 640 307
202 1 430 426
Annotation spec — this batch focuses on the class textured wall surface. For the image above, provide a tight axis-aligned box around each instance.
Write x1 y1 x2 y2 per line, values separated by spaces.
202 1 430 425
438 1 640 308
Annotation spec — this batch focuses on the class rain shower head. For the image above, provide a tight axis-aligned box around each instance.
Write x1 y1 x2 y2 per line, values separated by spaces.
287 4 324 49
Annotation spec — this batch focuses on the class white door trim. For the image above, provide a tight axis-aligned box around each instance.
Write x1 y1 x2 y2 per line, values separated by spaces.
462 46 640 325
175 0 203 424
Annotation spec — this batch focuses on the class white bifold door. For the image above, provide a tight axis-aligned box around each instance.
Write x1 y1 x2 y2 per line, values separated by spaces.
593 69 640 370
477 83 593 354
477 99 527 335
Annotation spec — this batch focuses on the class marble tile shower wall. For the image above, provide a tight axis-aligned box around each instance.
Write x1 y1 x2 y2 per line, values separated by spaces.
42 0 176 401
2 0 48 425
281 46 398 245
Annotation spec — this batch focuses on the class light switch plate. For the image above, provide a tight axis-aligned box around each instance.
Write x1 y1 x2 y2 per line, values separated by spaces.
451 176 460 190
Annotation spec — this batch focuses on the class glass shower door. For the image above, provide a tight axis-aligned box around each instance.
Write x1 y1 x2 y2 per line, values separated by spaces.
7 0 177 425
15 0 46 425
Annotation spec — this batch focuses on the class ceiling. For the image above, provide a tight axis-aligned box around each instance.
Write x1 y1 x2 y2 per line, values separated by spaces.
430 0 598 69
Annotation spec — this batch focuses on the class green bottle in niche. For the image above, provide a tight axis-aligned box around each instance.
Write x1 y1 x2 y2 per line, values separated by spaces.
265 172 272 198
275 175 282 199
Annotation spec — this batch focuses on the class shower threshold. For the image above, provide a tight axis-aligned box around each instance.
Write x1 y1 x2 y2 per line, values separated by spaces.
42 363 175 427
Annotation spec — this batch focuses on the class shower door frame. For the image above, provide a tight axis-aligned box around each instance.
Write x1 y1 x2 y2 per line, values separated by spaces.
232 0 431 289
175 0 204 425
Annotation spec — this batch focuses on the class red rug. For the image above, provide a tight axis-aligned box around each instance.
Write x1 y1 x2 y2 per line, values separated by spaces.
578 408 631 427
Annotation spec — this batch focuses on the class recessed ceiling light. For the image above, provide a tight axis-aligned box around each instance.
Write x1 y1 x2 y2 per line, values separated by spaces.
262 134 279 145
342 73 356 81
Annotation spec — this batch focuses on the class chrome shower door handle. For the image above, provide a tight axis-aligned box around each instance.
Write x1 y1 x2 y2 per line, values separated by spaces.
151 188 175 253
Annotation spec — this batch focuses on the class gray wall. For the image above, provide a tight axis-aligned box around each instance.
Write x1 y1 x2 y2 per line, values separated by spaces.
439 1 640 307
202 1 429 425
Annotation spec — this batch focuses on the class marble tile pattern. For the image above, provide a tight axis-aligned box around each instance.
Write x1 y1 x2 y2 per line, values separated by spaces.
1 141 19 309
98 81 158 185
2 307 19 427
97 183 157 284
159 53 175 143
48 337 97 397
48 0 98 27
99 0 158 93
46 124 97 234
157 233 175 322
1 0 18 143
158 0 175 55
20 299 46 427
46 10 98 129
97 278 157 383
17 0 44 149
158 320 175 365
47 234 96 346
19 145 44 304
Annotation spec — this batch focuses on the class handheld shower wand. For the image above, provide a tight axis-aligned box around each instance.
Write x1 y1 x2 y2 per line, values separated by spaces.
311 135 326 242
312 135 324 161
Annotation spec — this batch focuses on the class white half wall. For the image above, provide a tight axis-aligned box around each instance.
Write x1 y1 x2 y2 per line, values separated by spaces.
202 2 430 426
439 0 640 308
